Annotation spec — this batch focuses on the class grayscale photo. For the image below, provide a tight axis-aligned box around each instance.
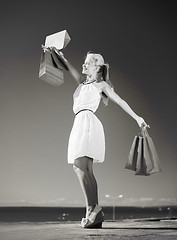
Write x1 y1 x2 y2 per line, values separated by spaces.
0 0 177 239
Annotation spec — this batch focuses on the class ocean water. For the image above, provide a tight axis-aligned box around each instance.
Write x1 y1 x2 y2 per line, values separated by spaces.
0 206 177 222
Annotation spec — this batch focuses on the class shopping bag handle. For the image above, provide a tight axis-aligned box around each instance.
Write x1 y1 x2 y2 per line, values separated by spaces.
41 45 51 53
139 123 150 136
141 123 150 128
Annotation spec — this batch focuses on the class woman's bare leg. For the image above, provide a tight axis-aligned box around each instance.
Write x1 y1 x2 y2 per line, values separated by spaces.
87 159 98 205
73 156 98 218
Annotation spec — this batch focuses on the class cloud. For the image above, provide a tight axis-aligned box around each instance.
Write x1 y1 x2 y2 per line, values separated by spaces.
0 197 177 207
100 197 177 207
0 198 84 207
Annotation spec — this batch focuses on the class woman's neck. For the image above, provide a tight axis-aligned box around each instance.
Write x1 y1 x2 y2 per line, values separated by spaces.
85 74 98 83
83 79 97 85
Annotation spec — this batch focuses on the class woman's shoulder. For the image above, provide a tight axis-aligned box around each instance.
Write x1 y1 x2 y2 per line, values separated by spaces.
95 81 112 90
95 80 106 87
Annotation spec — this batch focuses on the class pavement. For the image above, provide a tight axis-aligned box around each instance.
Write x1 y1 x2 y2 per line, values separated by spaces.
0 220 177 240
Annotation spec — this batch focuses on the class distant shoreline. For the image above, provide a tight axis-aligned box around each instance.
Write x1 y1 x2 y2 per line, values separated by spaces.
0 206 177 222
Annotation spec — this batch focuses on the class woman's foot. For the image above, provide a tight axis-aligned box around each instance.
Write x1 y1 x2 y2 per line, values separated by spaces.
81 206 94 227
88 204 103 223
81 204 99 226
86 206 93 219
81 204 104 228
82 210 104 228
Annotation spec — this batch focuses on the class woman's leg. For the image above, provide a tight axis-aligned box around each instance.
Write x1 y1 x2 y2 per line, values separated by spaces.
73 156 98 218
87 158 98 205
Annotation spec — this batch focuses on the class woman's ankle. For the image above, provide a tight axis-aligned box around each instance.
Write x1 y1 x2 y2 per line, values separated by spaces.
86 205 96 218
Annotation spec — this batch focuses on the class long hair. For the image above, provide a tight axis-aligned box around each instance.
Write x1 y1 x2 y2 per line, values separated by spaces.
99 63 113 105
86 52 113 105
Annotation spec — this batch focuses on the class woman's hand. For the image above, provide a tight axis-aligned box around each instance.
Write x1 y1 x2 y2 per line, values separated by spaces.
41 45 51 52
136 117 150 128
41 45 62 54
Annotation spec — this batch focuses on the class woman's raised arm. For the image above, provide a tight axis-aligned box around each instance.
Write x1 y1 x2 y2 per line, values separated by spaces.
101 81 148 128
53 49 82 84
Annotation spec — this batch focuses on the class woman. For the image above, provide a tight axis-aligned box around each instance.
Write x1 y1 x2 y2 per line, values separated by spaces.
44 47 148 228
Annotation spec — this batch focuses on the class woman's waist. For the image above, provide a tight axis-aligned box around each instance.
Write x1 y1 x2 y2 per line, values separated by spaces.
73 105 97 114
75 109 94 115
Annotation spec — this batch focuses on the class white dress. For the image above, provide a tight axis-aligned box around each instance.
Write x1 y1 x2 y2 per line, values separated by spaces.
67 82 105 164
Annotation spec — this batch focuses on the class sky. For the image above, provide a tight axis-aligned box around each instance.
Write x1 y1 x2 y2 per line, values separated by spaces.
0 0 177 207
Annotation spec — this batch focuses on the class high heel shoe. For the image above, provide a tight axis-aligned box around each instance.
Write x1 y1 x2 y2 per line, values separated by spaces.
82 205 104 229
88 204 102 223
81 204 102 226
83 210 104 228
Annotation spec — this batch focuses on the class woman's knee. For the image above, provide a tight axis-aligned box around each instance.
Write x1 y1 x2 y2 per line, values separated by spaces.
73 157 90 172
73 161 85 178
73 164 78 173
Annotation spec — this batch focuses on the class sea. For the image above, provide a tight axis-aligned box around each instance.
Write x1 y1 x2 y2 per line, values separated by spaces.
0 206 177 222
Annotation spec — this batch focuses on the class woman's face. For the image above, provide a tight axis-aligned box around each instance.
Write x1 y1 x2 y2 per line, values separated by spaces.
82 55 99 76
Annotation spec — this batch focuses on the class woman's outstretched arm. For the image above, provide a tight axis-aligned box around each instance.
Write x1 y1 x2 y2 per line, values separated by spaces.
101 81 148 128
53 49 82 84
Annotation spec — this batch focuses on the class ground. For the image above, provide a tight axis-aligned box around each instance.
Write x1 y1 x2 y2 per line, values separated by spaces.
0 220 177 240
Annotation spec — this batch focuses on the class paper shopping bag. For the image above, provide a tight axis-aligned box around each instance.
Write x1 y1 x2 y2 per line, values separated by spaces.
125 135 149 176
39 50 64 87
51 48 69 71
125 135 139 171
125 127 162 176
135 136 149 176
45 30 71 50
142 128 162 174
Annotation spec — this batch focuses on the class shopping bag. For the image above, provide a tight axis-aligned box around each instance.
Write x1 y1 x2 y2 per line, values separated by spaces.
125 134 149 175
51 48 69 71
125 127 162 176
125 135 139 171
142 128 162 174
39 29 71 87
134 137 146 175
45 30 71 50
39 50 64 87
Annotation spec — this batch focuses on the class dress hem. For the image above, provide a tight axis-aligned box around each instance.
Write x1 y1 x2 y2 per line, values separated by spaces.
67 154 104 164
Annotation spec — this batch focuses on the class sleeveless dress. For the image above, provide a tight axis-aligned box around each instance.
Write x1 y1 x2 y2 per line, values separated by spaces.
67 82 105 164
